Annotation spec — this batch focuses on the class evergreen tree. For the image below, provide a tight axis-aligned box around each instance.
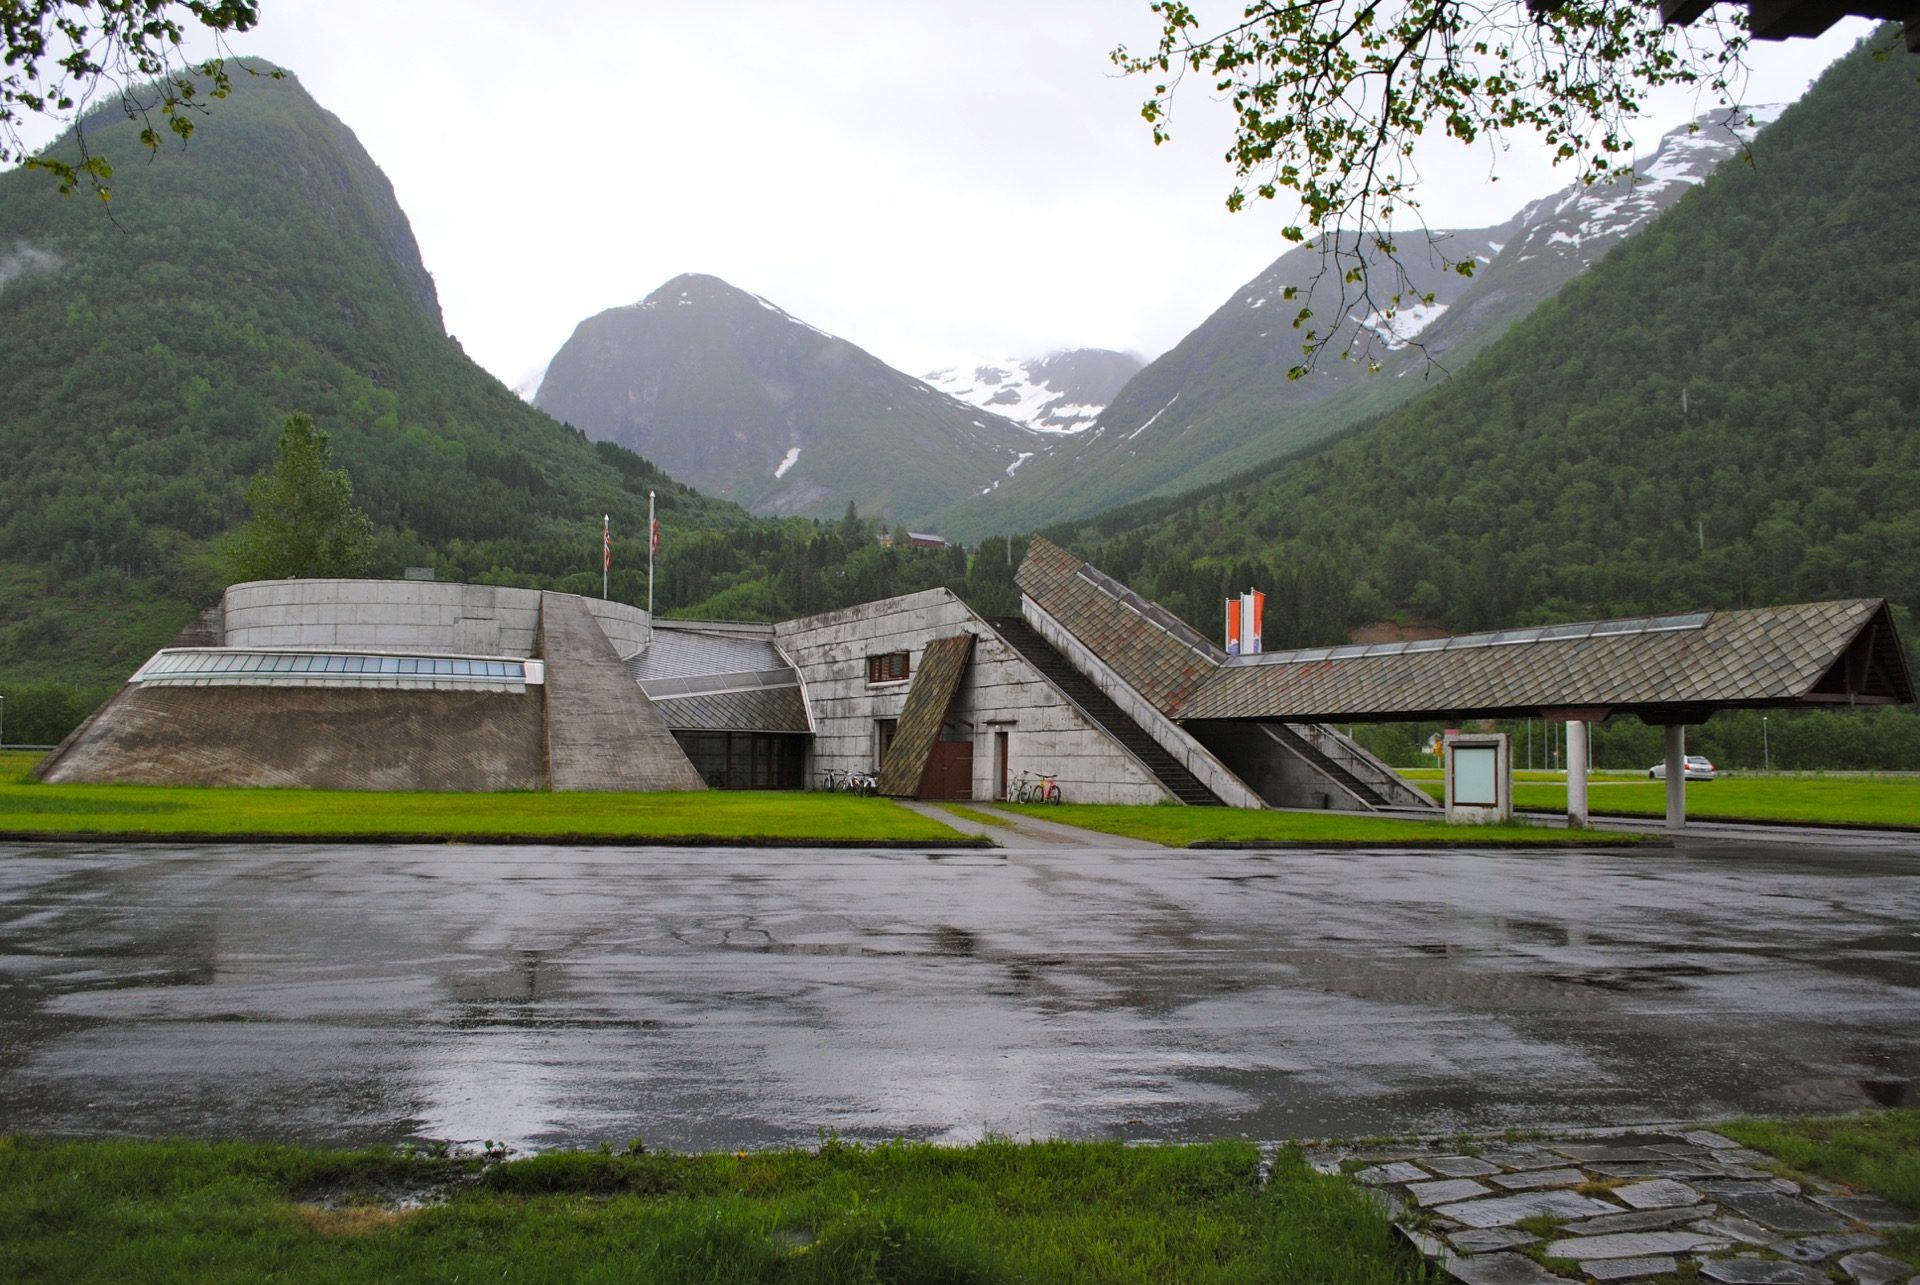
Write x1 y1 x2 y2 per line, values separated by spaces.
224 412 374 581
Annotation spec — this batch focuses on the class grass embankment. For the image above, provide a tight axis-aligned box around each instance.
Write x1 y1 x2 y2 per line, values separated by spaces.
997 802 1642 847
0 1136 1431 1283
1403 768 1920 828
0 752 970 845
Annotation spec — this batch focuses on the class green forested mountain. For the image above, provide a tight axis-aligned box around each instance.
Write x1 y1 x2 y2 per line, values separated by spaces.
943 109 1782 541
1048 28 1919 674
0 65 1006 739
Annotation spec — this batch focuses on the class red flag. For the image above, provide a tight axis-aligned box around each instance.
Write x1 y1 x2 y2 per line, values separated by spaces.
602 517 611 573
1224 598 1240 655
650 516 660 556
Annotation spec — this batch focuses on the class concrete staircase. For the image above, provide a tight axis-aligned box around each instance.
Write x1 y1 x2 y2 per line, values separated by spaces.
539 593 705 792
1262 722 1391 807
988 617 1222 806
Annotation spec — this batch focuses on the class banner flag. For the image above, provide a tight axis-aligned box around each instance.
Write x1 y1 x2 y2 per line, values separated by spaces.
1249 589 1265 655
602 515 611 572
1224 598 1241 656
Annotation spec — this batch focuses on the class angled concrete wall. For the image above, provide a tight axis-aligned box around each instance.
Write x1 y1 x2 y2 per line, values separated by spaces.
222 581 652 660
776 589 1171 805
539 592 705 792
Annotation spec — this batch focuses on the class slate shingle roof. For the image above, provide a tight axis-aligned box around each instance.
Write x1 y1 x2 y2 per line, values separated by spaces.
651 686 811 734
875 633 975 798
1180 598 1906 721
1015 537 1911 723
1016 537 1221 714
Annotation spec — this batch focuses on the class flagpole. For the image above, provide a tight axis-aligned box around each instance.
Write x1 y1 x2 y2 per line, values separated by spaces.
602 514 609 600
647 490 656 617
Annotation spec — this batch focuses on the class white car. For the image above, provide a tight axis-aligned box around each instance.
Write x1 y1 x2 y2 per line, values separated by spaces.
1648 755 1718 781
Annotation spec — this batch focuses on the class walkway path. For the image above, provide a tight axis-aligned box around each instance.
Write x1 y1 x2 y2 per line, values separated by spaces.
1321 1125 1914 1284
900 801 1163 850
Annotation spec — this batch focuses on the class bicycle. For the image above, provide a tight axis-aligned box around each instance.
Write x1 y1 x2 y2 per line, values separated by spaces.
1010 769 1062 805
820 767 851 793
844 770 879 797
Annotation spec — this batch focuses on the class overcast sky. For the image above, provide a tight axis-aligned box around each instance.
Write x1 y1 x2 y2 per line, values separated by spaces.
31 2 1875 388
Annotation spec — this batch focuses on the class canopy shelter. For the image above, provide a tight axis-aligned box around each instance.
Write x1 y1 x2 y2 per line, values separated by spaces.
1015 538 1913 830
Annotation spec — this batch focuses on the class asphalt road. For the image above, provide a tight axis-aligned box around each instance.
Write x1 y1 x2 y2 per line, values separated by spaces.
1 838 1915 1151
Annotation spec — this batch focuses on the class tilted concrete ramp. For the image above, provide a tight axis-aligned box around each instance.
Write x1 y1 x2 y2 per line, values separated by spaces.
539 592 705 792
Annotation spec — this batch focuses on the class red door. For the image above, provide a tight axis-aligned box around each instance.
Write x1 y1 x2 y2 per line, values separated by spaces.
919 741 974 800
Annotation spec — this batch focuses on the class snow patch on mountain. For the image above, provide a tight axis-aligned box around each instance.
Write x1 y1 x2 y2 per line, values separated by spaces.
924 348 1143 435
1358 300 1449 350
774 446 802 478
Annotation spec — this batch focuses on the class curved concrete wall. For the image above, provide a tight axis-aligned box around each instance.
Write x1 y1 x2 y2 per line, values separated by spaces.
222 580 650 659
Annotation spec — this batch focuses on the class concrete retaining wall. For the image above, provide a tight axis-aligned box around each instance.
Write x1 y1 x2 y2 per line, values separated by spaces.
776 589 1170 805
38 684 549 790
222 580 651 659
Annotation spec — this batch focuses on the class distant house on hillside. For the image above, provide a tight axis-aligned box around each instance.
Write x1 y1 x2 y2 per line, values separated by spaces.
877 530 949 550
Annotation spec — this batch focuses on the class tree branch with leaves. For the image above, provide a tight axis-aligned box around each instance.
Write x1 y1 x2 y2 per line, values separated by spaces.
1114 0 1752 374
1 0 264 198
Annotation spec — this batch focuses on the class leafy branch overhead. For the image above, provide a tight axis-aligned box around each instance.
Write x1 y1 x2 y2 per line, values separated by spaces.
1 0 266 198
1113 0 1752 375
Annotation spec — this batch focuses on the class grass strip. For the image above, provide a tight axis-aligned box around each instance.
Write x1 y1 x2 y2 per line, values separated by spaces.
997 802 1643 847
0 754 972 845
1404 770 1920 828
0 1136 1435 1283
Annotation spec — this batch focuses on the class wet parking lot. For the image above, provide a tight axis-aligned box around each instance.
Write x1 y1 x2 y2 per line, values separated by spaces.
1 838 1916 1151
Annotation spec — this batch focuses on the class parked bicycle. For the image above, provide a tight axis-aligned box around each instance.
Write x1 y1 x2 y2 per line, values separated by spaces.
1011 769 1062 805
821 766 879 796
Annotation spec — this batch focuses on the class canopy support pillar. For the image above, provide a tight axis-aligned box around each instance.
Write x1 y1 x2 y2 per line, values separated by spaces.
1566 719 1589 828
1664 724 1687 832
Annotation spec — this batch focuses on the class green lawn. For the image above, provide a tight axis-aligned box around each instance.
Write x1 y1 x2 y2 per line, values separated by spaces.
0 752 971 845
1403 767 1920 827
0 1136 1433 1284
998 802 1642 847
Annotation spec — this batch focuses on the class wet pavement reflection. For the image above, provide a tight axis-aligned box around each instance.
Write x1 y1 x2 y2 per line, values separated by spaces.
1 839 1916 1151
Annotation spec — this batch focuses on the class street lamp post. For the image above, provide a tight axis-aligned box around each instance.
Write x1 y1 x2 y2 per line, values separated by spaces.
1762 715 1769 773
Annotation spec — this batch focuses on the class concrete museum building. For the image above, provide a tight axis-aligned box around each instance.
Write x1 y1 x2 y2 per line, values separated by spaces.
38 538 1913 826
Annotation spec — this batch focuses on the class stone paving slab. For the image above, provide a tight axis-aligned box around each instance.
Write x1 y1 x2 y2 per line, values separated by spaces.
1690 1214 1778 1245
1566 1205 1715 1236
1585 1257 1679 1281
1697 1258 1830 1284
1838 1250 1914 1284
1709 1188 1850 1234
1410 1178 1495 1206
1356 1161 1429 1185
1775 1231 1883 1262
1444 1252 1568 1284
1435 1189 1622 1228
1812 1194 1918 1230
1490 1167 1585 1191
1615 1178 1705 1209
1544 1229 1732 1259
1305 1125 1917 1285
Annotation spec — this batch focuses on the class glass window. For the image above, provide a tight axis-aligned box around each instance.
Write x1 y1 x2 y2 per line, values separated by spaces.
867 652 911 684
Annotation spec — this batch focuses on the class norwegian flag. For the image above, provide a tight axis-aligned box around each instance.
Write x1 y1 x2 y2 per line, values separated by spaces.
602 516 611 573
